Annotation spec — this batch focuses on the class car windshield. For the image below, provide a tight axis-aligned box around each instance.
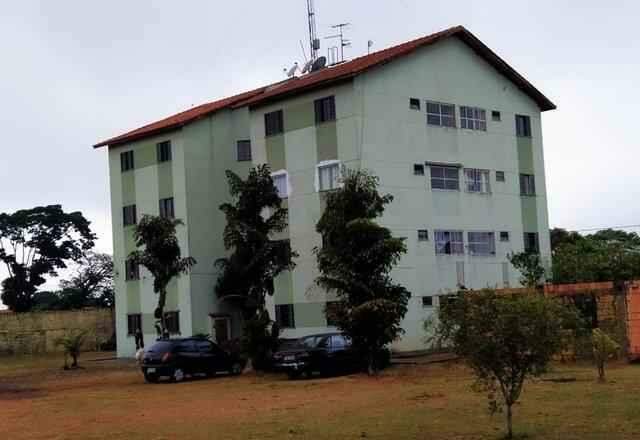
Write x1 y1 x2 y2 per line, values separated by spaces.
298 335 324 349
146 341 173 353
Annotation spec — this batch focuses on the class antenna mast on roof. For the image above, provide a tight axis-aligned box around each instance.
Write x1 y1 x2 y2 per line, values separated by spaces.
325 22 351 63
307 0 320 61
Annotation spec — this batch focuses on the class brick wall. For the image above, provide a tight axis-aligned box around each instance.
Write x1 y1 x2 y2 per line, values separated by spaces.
0 309 114 355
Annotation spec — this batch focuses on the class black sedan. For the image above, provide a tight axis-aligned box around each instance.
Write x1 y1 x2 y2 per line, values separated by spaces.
140 337 243 383
272 332 358 379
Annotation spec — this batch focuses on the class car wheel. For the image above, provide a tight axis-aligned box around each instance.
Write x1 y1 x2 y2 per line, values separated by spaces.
143 370 159 383
230 362 242 376
173 368 185 382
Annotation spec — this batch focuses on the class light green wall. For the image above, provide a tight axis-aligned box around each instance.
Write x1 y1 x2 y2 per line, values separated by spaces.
517 136 538 232
284 101 315 132
294 302 326 328
316 121 338 161
266 135 286 171
157 162 173 199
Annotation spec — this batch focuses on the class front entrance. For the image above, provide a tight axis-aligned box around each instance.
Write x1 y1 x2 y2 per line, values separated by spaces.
211 316 232 344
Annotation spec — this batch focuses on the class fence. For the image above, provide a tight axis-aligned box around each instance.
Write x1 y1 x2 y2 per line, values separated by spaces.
0 308 114 355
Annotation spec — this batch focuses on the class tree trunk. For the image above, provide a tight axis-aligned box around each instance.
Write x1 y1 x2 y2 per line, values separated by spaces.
367 352 376 376
506 404 513 439
71 354 78 368
157 288 167 339
598 361 606 383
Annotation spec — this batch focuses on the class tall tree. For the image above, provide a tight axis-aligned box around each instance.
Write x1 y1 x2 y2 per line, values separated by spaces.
215 165 297 369
315 168 410 375
507 251 546 288
58 252 114 309
0 205 96 312
435 289 580 439
129 215 196 337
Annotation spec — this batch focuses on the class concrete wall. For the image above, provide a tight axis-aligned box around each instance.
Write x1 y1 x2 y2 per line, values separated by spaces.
0 309 114 355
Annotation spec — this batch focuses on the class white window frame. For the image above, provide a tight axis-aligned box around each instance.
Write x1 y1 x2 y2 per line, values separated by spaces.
464 168 491 194
426 101 456 127
271 170 290 199
434 230 464 255
430 165 460 191
460 106 487 131
467 231 496 256
315 160 341 192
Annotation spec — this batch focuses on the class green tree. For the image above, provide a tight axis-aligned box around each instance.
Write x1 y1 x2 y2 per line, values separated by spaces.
508 251 546 288
550 227 584 252
215 165 297 369
0 205 96 312
57 252 114 309
129 216 196 338
435 289 578 439
592 328 620 383
315 168 410 375
55 329 91 369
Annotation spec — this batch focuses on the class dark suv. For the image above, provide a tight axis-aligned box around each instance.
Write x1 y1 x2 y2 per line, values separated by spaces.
140 337 242 383
272 332 358 379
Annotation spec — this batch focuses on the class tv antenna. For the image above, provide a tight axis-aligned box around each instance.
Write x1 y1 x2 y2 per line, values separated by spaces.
325 23 351 63
307 0 320 61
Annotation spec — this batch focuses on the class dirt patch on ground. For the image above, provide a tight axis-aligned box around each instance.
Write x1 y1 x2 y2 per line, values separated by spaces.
0 382 46 400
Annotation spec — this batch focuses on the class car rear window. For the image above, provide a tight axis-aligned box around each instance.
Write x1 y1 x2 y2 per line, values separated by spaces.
147 341 173 353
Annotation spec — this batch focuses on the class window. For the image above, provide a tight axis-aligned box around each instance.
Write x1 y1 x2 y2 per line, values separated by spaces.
409 98 421 110
496 171 505 182
127 314 142 336
164 311 180 334
460 106 486 131
314 96 336 123
422 296 433 308
123 205 137 226
125 259 139 281
464 168 491 194
430 165 459 190
156 141 172 162
120 150 134 172
271 172 289 198
426 101 456 127
196 340 214 353
325 301 341 326
318 162 340 191
418 230 429 242
159 197 175 219
434 230 464 255
520 174 536 196
264 110 284 136
524 232 540 254
275 304 295 328
515 114 531 137
331 334 350 349
236 140 252 162
467 231 496 256
413 164 425 176
492 110 501 121
500 231 510 242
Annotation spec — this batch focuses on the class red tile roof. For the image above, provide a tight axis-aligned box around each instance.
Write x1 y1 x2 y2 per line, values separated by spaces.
94 25 555 148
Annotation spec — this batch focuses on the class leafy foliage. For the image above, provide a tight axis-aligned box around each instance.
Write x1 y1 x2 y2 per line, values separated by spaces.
551 228 640 286
508 251 546 288
215 166 296 369
435 289 580 439
215 165 296 310
314 168 410 375
55 329 91 369
592 328 620 383
129 215 196 337
0 205 96 312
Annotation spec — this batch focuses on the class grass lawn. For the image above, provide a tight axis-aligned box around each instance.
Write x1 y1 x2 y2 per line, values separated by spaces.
1 353 639 440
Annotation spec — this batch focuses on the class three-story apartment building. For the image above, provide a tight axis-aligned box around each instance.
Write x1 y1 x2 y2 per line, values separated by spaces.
95 26 555 357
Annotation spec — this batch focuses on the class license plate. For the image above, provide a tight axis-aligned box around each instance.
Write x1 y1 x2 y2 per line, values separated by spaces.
284 355 295 361
146 368 156 373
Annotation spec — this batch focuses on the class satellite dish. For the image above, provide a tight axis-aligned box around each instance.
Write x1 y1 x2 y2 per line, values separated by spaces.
301 59 314 74
286 62 299 78
310 56 327 72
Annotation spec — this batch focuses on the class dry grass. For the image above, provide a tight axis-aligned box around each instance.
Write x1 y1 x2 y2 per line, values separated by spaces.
1 353 639 439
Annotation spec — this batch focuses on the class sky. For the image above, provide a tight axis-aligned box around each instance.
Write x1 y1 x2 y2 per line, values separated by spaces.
1 1 639 296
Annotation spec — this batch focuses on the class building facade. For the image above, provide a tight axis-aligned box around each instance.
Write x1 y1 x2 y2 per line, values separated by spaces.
95 26 555 357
